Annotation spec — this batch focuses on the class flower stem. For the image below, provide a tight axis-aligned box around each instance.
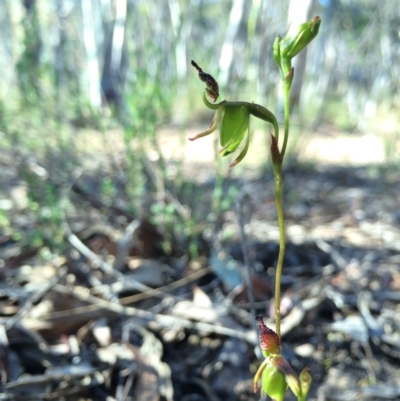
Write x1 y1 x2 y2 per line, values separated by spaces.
273 161 285 338
281 78 292 158
274 72 292 338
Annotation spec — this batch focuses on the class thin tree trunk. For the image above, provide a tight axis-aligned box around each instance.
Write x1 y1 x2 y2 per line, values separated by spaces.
111 0 127 75
287 0 316 111
81 0 101 110
168 0 187 80
218 0 247 87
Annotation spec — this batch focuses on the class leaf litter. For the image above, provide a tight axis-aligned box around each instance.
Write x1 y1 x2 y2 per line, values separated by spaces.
1 151 400 400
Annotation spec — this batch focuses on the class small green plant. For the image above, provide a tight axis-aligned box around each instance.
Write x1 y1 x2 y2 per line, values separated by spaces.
190 16 321 401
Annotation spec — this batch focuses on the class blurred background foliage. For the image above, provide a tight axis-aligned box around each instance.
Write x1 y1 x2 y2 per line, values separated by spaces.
1 0 399 123
0 0 399 254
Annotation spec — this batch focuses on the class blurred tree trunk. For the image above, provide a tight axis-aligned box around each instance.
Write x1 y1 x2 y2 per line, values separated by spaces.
81 0 101 110
287 0 316 111
0 0 13 100
218 0 248 87
101 0 127 108
168 0 186 80
17 0 42 105
54 0 67 118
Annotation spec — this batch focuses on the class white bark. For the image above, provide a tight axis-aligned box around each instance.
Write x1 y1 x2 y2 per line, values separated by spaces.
81 0 101 109
168 0 187 80
218 0 246 87
111 0 127 74
287 0 316 110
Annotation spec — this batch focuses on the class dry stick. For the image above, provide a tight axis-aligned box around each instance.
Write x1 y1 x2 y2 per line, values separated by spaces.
66 220 212 304
120 266 211 304
64 222 174 301
113 219 140 272
55 152 256 344
59 173 121 302
61 179 195 304
50 283 257 345
5 363 97 389
5 263 67 330
65 226 120 278
61 176 159 301
62 185 214 305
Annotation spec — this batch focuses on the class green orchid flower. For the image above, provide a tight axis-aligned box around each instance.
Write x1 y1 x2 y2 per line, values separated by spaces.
254 354 303 401
254 316 309 401
190 61 279 167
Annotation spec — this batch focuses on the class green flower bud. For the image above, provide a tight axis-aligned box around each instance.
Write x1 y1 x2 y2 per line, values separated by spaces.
300 367 312 399
274 16 321 78
280 16 321 60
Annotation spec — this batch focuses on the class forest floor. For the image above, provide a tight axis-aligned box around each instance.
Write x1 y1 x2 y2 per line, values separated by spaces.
1 121 400 401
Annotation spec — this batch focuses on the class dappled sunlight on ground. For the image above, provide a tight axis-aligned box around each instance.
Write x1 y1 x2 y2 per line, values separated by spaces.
299 132 386 165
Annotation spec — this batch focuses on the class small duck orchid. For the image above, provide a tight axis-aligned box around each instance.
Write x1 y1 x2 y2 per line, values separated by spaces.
189 61 279 167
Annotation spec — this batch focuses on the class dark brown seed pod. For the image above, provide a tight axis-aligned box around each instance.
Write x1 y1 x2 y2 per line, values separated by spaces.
191 60 219 101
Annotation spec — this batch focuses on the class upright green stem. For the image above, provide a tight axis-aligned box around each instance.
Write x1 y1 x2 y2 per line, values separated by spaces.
273 162 285 338
274 73 292 337
281 78 292 158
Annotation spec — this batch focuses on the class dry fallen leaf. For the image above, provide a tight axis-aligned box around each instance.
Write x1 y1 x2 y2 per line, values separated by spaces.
193 285 213 308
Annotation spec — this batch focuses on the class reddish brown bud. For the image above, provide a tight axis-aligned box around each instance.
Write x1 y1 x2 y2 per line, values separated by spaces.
256 316 280 355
